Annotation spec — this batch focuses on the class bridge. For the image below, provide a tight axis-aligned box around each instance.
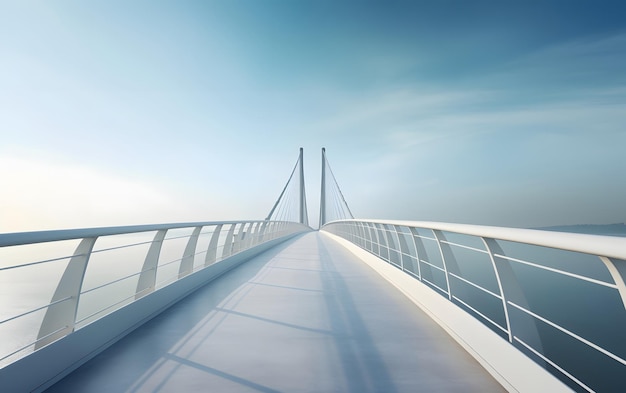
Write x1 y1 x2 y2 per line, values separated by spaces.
1 149 625 392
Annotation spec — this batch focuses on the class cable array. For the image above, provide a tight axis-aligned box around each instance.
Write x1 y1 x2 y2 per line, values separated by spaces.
319 148 353 227
265 149 309 225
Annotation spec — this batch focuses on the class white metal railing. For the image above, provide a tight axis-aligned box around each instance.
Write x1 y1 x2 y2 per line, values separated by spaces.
0 220 310 367
322 219 626 393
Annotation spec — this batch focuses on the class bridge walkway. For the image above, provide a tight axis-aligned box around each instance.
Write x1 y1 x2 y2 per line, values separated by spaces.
46 232 505 392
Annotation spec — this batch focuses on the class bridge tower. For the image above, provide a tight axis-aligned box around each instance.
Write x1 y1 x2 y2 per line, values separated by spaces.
319 147 353 227
266 148 309 226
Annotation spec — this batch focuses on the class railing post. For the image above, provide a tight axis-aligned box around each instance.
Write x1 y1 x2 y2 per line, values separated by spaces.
480 237 513 342
599 257 626 311
36 237 97 349
253 221 262 245
259 221 269 242
270 222 277 240
483 238 543 352
408 227 423 280
222 224 236 258
136 230 167 299
232 223 246 254
432 230 453 300
375 223 389 261
383 224 400 267
179 226 202 278
371 222 381 256
357 221 369 250
394 225 410 271
359 222 368 248
204 225 222 266
243 223 253 249
353 222 362 247
277 222 284 239
247 222 258 248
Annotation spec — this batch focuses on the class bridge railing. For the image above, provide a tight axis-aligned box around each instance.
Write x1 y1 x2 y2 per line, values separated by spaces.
0 220 309 367
322 219 626 393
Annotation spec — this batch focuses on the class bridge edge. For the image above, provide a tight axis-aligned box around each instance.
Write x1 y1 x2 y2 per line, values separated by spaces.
0 233 305 393
321 230 573 393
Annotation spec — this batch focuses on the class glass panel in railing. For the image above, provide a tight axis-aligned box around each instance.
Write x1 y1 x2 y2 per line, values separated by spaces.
519 319 624 393
77 232 154 327
492 243 626 393
412 228 444 269
0 240 79 319
435 234 506 336
355 223 367 248
396 227 416 257
449 276 508 338
194 227 216 271
374 224 389 261
232 224 246 254
419 262 448 295
0 239 79 365
247 223 258 246
442 238 500 295
76 282 134 329
411 228 448 293
215 225 232 262
344 222 354 241
497 239 613 282
384 225 401 267
396 226 419 276
494 242 624 350
365 223 378 254
402 256 420 277
341 223 351 241
440 231 487 250
0 304 48 367
345 223 354 242
155 228 195 288
83 233 153 293
231 223 244 252
504 256 626 352
383 224 397 249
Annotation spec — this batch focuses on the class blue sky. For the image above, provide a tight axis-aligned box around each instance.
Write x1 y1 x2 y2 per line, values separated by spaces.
1 1 625 231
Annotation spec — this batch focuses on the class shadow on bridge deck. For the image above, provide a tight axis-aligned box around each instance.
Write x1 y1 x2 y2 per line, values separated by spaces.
46 232 505 392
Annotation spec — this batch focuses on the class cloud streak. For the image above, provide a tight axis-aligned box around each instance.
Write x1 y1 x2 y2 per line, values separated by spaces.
1 2 625 230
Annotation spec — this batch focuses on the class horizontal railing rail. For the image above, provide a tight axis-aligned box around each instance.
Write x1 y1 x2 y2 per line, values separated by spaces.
0 220 310 367
322 219 626 393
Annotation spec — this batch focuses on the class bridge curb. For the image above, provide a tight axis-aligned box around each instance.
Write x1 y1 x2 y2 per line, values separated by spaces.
0 232 306 393
321 231 573 393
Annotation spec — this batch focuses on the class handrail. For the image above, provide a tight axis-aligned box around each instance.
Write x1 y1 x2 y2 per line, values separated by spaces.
322 219 626 393
329 219 626 260
0 221 263 248
0 220 310 367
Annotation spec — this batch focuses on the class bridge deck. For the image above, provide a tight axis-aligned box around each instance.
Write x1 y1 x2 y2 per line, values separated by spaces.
47 232 505 392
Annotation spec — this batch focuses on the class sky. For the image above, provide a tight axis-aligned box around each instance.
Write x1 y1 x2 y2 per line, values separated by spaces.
1 1 625 232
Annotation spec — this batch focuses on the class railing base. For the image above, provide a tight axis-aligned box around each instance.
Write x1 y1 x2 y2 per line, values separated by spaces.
322 231 572 393
0 233 304 393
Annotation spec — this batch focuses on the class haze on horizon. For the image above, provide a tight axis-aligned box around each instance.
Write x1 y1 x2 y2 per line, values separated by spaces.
1 1 625 232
